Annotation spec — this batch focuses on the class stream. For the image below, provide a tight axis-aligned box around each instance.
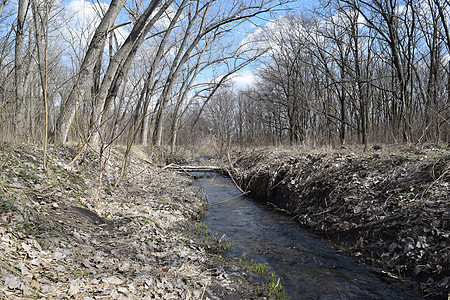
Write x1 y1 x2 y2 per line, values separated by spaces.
191 171 422 299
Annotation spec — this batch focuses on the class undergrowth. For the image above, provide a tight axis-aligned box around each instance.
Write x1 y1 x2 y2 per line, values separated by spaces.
192 221 234 252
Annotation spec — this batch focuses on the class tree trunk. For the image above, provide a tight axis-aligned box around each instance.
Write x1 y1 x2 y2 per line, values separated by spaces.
138 0 188 146
89 0 166 144
52 0 126 144
14 0 27 139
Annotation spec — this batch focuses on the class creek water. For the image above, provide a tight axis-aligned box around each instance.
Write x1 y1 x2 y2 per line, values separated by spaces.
191 171 422 300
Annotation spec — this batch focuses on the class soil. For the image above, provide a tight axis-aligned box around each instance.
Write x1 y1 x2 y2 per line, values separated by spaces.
228 145 450 299
0 143 279 299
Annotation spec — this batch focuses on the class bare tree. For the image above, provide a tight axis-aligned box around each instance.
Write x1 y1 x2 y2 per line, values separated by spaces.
52 0 127 143
151 0 285 147
14 0 27 139
88 0 169 145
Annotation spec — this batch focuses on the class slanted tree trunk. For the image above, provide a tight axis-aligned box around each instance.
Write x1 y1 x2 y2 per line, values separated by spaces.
136 0 188 146
89 0 167 145
52 0 126 144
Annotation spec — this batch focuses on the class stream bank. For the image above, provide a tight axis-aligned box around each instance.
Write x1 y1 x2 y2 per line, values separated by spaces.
0 143 277 299
229 146 449 299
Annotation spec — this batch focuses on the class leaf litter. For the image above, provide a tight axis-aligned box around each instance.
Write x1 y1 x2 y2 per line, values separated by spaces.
0 143 273 299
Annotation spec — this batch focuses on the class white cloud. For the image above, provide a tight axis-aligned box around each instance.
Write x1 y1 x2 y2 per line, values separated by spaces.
60 0 105 55
241 15 312 58
65 0 105 29
231 70 256 90
241 16 284 51
324 9 365 32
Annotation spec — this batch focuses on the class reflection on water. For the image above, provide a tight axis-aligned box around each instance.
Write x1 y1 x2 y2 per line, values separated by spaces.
192 172 421 300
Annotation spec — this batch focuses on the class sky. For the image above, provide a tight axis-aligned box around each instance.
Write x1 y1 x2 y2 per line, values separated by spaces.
228 0 318 90
231 70 258 90
56 0 313 91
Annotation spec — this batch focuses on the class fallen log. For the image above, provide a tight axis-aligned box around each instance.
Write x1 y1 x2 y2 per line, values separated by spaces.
163 163 224 173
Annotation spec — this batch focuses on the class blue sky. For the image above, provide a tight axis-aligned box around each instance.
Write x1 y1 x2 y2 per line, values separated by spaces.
1 0 313 92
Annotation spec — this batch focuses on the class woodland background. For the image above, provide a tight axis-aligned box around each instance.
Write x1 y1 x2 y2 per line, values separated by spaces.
0 0 449 157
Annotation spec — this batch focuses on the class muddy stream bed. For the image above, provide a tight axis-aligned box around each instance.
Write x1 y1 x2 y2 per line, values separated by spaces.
191 171 422 299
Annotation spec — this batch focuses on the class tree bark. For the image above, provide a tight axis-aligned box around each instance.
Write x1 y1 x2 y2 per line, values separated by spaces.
14 0 27 140
52 0 126 143
89 0 167 144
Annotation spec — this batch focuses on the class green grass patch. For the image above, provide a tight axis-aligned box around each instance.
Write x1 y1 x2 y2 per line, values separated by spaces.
268 272 288 299
1 200 15 212
250 262 268 275
192 221 234 252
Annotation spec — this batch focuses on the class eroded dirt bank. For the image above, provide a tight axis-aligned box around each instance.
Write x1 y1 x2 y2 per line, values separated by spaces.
0 143 278 299
229 146 449 299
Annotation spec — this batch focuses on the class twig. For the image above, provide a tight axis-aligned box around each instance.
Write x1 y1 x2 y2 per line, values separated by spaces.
225 152 247 194
161 163 176 170
267 201 290 214
274 278 280 288
69 141 88 166
226 168 247 194
162 163 192 177
420 164 449 199
37 183 56 192
200 282 208 300
195 187 208 203
5 184 29 191
209 174 217 182
211 191 250 206
289 214 301 221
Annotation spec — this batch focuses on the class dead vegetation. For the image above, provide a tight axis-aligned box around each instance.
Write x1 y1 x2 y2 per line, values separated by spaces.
229 145 449 299
0 142 275 299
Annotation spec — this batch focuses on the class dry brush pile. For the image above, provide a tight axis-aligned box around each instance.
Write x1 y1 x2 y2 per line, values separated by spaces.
230 146 449 299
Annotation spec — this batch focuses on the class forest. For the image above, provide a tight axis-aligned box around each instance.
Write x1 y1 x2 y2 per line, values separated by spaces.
0 0 449 154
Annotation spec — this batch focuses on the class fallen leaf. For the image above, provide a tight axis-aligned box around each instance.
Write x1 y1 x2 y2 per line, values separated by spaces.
54 266 65 273
27 250 39 259
21 242 32 252
82 258 91 268
102 276 123 285
5 275 21 290
119 262 130 272
40 284 52 293
68 282 80 296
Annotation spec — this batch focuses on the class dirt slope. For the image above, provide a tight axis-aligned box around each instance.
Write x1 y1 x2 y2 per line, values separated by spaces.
230 146 449 299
